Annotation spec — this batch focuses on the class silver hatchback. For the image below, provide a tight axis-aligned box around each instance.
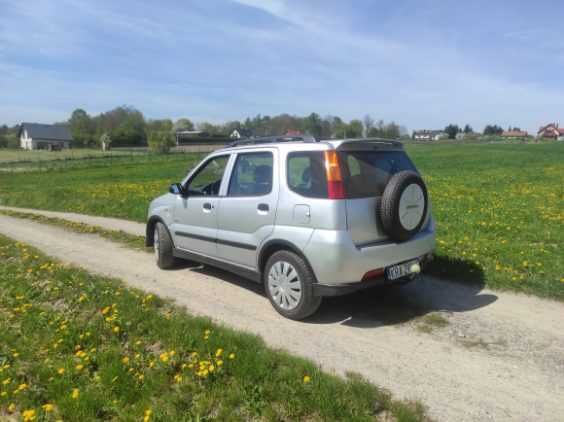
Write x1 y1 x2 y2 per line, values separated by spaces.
146 137 435 320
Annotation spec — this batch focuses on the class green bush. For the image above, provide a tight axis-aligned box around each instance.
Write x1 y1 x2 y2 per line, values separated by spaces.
148 131 175 153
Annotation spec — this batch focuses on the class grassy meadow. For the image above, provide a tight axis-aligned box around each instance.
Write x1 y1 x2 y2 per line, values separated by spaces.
0 235 427 421
0 143 562 299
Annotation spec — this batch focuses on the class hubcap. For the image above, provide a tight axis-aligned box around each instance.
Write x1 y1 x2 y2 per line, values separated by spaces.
154 227 160 261
398 183 425 230
267 261 302 311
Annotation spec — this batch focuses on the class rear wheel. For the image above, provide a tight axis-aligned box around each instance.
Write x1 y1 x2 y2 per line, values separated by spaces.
154 222 177 269
264 250 322 320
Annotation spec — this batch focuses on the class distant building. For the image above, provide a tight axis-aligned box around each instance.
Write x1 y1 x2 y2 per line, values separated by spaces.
412 130 447 141
285 129 303 136
18 123 72 150
176 130 204 144
229 129 252 139
537 123 564 140
501 130 529 139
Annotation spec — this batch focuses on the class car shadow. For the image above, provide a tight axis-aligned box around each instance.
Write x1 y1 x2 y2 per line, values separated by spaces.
308 276 497 328
170 258 497 329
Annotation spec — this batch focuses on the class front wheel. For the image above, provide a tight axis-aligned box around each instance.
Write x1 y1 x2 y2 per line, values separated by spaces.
154 222 177 269
264 250 322 320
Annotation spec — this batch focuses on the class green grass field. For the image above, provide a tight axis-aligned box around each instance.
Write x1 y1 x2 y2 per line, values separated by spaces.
0 235 425 421
0 143 562 300
0 149 143 164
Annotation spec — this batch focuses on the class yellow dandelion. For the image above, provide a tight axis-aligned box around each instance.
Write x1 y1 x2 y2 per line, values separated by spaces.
215 348 223 357
228 353 236 360
22 409 36 421
159 352 169 363
75 364 84 371
57 368 65 375
303 375 311 384
122 356 130 365
113 326 120 333
71 388 80 399
42 403 55 412
144 409 152 422
7 403 16 413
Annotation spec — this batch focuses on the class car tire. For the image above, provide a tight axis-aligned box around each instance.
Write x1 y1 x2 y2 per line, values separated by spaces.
379 170 428 242
264 250 322 320
154 222 177 269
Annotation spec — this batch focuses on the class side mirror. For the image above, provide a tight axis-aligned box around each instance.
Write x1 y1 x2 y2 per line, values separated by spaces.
169 183 186 196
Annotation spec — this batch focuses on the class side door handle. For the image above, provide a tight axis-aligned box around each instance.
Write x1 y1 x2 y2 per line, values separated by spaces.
257 203 269 213
203 202 214 211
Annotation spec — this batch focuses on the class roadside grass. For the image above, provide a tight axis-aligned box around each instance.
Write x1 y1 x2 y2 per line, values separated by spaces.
0 143 562 300
0 234 427 421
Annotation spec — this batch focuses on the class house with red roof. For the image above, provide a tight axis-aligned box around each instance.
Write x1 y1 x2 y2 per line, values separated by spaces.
537 123 564 140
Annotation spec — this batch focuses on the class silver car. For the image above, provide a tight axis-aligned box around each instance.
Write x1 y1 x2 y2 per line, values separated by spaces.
146 137 435 320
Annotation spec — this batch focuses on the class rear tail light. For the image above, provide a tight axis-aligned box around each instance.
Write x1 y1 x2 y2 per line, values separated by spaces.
362 268 385 281
323 150 345 199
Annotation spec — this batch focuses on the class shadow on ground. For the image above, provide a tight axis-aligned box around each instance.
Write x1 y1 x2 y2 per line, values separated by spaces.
170 257 497 329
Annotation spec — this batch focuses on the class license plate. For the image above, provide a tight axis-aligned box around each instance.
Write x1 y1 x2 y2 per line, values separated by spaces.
386 259 419 281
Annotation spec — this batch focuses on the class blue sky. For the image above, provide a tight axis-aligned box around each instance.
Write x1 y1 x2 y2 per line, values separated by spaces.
1 0 563 133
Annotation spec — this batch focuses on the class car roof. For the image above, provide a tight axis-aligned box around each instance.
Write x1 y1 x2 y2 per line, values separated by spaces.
215 137 404 154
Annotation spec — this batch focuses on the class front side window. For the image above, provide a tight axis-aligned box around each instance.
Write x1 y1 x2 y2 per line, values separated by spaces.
339 151 416 198
228 152 273 196
186 155 229 196
287 152 328 198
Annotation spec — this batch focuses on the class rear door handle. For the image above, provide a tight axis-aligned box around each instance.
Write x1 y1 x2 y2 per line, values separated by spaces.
257 203 269 213
203 202 214 211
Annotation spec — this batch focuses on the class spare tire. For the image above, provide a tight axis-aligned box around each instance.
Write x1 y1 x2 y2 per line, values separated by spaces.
379 170 428 242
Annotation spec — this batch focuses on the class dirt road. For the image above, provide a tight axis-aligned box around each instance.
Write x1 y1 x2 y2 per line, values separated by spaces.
0 209 562 421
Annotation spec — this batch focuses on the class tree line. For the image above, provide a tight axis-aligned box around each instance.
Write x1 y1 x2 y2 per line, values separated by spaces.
0 106 408 151
0 105 528 150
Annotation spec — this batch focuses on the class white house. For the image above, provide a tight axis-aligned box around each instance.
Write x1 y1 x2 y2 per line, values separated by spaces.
18 123 72 150
229 128 252 139
412 130 448 141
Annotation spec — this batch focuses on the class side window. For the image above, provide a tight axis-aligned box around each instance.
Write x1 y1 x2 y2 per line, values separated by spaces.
186 155 229 196
287 152 328 198
228 152 273 196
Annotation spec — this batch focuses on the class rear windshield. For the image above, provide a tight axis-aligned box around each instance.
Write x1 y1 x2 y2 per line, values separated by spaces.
339 151 416 198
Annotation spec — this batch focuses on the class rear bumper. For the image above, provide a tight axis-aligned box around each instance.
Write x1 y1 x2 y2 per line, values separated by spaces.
303 225 436 286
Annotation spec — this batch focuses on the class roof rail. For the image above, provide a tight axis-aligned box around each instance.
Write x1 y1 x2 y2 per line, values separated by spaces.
229 135 317 147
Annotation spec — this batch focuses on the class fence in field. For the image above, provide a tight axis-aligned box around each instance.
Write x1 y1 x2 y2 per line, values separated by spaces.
0 142 226 173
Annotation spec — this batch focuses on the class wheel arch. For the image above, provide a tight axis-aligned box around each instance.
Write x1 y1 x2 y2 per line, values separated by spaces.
257 239 318 281
146 216 173 247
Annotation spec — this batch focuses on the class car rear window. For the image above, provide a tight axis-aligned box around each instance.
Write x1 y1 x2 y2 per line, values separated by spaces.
287 151 328 198
339 151 416 198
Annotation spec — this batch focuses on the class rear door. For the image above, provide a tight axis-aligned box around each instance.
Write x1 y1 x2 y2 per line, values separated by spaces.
172 154 230 256
338 146 417 245
216 149 278 268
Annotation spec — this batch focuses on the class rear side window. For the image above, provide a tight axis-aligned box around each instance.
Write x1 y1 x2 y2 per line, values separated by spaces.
287 152 328 198
339 151 416 198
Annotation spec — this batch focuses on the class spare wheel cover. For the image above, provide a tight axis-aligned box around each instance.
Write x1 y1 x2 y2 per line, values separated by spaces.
398 183 426 231
379 170 428 242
